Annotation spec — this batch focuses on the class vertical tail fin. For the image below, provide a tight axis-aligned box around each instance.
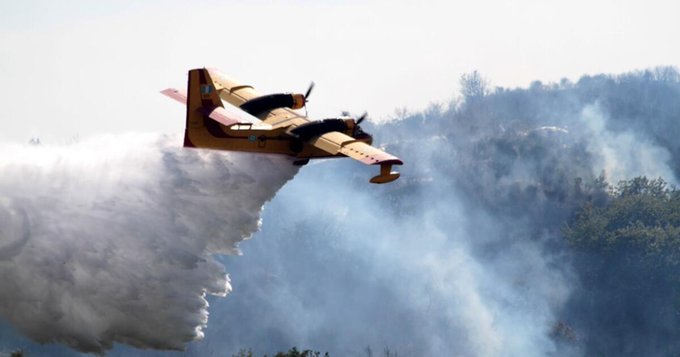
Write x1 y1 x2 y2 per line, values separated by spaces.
162 68 262 149
184 68 224 147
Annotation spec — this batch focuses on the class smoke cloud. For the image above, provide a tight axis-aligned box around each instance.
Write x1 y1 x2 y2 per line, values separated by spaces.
578 103 675 183
0 133 298 353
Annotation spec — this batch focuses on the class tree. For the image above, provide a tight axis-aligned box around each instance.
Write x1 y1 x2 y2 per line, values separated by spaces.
459 70 489 100
562 177 680 355
233 347 329 357
273 348 328 357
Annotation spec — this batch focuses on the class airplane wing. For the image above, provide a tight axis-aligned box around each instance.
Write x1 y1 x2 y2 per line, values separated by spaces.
205 68 311 128
310 131 402 183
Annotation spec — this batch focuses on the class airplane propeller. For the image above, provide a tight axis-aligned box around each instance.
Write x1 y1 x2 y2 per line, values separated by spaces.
302 81 315 116
356 112 368 125
304 81 315 102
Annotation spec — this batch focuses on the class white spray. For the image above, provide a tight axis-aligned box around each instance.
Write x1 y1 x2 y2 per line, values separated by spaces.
0 133 298 353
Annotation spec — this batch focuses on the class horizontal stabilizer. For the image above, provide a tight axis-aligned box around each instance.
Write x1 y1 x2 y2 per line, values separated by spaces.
210 101 263 125
160 88 187 104
162 87 263 127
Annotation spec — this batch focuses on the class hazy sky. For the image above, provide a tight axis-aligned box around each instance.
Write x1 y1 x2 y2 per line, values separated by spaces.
1 0 678 143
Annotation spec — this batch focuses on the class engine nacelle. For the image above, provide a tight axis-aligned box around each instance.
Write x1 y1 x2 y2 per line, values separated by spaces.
239 93 305 118
289 119 349 141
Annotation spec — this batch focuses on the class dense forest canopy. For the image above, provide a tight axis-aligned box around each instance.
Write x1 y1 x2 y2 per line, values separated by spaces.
563 177 680 355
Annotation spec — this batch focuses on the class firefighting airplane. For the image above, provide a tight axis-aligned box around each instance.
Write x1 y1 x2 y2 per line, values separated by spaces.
161 68 402 183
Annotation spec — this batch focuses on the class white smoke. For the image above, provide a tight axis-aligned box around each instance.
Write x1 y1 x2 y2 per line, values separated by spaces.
0 133 298 353
177 158 575 356
579 104 677 184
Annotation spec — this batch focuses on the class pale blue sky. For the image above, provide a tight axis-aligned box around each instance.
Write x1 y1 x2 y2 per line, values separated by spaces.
1 0 678 142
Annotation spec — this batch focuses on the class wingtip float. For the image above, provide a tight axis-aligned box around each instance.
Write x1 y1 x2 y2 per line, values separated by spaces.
161 68 403 184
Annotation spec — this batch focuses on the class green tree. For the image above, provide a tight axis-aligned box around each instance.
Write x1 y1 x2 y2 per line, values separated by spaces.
562 177 680 355
564 177 680 266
